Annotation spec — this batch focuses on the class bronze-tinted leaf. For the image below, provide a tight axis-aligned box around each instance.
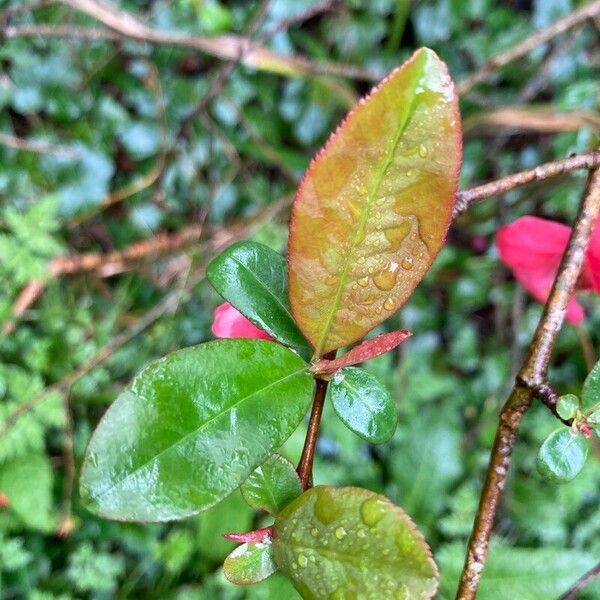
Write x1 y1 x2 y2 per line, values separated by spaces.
288 48 461 355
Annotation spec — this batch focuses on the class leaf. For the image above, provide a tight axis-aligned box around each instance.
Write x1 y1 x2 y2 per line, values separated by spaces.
224 540 278 585
582 358 600 409
288 47 461 355
328 367 397 443
207 241 308 348
241 454 302 514
80 339 314 522
312 329 411 374
536 428 588 483
272 486 438 599
0 453 55 532
438 542 600 600
556 394 579 420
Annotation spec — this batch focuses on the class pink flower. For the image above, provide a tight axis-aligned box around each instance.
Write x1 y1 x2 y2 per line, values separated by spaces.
211 302 271 340
496 216 600 325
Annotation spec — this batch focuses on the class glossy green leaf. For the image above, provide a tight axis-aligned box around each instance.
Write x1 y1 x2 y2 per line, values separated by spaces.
328 367 396 443
224 540 277 585
288 47 461 355
241 454 302 514
556 394 579 420
273 486 438 599
582 358 600 409
207 241 308 348
536 428 588 483
80 339 313 521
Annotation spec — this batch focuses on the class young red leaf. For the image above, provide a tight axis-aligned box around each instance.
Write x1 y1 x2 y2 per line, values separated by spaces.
311 329 411 375
288 47 461 355
223 525 274 544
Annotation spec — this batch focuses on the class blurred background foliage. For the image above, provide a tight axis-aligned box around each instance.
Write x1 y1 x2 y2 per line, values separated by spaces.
0 0 600 598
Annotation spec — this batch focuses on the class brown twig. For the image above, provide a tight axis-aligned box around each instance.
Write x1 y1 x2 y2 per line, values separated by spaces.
456 167 600 599
2 1 379 82
297 378 330 490
457 0 600 94
454 150 600 216
0 132 80 159
559 561 600 600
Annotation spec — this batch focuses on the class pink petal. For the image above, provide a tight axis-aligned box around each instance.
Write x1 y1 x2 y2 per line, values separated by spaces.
211 303 271 340
497 216 585 325
586 221 600 293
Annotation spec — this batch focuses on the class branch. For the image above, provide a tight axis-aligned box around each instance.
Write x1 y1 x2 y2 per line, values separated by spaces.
559 561 600 600
0 132 80 159
454 150 600 215
2 0 380 82
456 166 600 599
457 0 600 94
297 378 330 490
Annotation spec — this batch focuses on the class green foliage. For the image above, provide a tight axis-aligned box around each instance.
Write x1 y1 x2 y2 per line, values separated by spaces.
66 543 125 594
328 367 396 443
80 340 313 520
207 241 307 348
537 428 588 483
273 486 438 599
241 454 303 515
1 0 599 597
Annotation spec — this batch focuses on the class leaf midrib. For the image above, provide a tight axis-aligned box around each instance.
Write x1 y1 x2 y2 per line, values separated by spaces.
91 365 308 502
231 255 295 327
314 57 426 356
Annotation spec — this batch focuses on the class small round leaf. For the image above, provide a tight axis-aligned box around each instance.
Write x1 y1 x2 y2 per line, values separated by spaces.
273 486 438 599
556 394 579 420
328 367 397 443
224 540 277 585
536 428 588 483
241 454 303 514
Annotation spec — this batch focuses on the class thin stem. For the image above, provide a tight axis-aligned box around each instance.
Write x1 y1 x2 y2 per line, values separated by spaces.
457 167 600 599
559 561 600 600
454 150 600 216
457 0 600 94
297 377 330 490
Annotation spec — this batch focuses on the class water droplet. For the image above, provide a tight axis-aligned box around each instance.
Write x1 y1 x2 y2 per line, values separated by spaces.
406 169 413 177
373 261 399 291
419 144 428 158
357 256 365 264
384 222 411 251
375 196 386 206
325 274 337 285
357 276 369 288
383 298 394 311
401 257 414 270
314 487 340 524
309 554 316 563
298 554 308 568
360 497 386 527
310 527 319 537
375 211 381 219
335 526 347 540
357 528 367 538
352 283 358 290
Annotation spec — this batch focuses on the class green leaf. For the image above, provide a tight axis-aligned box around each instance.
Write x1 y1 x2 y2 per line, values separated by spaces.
207 241 308 348
328 367 397 444
288 48 461 355
272 486 438 599
224 540 277 585
80 339 314 521
582 358 600 409
241 454 302 514
536 428 588 483
0 453 55 532
556 394 579 420
438 542 600 600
